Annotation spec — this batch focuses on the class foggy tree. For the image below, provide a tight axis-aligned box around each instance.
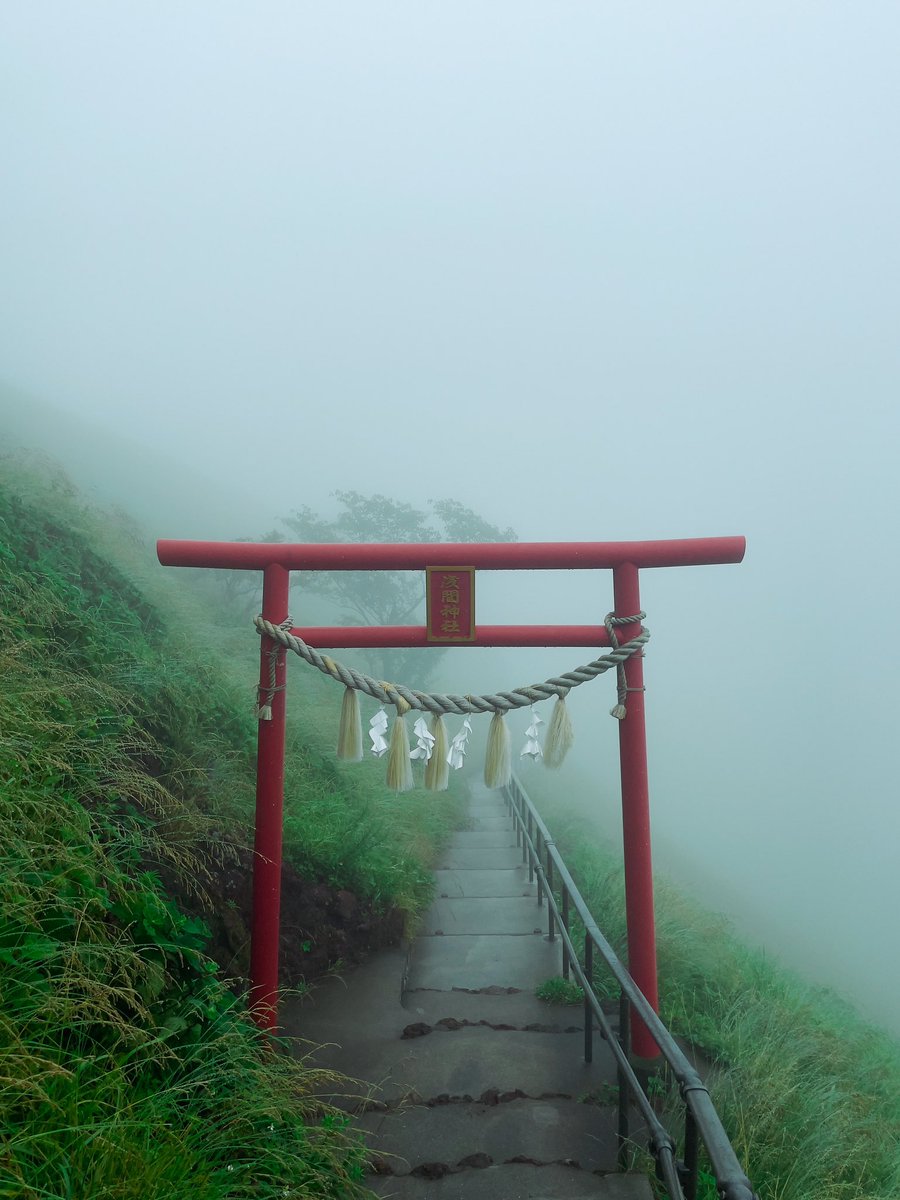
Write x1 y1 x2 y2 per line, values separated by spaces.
225 491 516 683
282 491 516 682
282 492 516 629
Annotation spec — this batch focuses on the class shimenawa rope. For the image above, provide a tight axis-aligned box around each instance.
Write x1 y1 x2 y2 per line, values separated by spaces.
254 613 648 719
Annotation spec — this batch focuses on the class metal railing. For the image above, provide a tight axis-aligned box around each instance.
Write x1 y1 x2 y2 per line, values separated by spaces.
504 774 758 1200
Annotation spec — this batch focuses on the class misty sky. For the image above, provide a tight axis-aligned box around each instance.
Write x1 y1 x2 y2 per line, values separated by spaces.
2 4 899 1032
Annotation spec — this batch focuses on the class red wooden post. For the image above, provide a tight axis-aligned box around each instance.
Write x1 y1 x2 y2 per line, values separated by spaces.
613 563 660 1060
249 563 290 1030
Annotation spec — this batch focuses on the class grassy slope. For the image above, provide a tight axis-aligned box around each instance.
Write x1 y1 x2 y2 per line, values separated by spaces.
0 456 465 1199
529 784 900 1200
11 450 896 1199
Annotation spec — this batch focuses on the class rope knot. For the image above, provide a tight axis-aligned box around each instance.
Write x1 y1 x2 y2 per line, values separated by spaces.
379 682 411 716
604 611 646 722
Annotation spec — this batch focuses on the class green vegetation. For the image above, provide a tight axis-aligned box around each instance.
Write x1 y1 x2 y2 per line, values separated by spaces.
0 455 466 1198
535 976 585 1006
531 791 900 1200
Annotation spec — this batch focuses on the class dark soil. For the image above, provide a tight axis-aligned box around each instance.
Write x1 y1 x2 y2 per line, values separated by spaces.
169 846 405 990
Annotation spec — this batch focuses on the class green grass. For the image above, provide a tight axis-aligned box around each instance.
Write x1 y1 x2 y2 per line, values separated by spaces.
0 453 467 1198
535 976 585 1006
528 788 900 1200
275 662 468 917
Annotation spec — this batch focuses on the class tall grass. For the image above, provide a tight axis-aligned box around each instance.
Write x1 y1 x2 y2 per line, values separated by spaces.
0 454 466 1197
530 790 900 1200
280 670 467 915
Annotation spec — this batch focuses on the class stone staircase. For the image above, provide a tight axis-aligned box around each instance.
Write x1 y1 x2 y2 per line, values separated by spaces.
284 781 652 1199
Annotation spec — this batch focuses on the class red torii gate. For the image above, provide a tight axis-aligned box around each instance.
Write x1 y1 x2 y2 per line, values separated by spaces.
157 535 745 1059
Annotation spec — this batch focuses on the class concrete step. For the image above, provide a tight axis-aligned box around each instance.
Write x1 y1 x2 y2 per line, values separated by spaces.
402 987 592 1032
465 816 513 835
407 932 563 991
376 1026 615 1102
421 896 548 936
446 830 517 848
468 782 506 800
434 866 535 898
359 1095 620 1173
294 1024 618 1110
368 1163 654 1199
438 846 527 870
465 801 508 820
283 945 408 1042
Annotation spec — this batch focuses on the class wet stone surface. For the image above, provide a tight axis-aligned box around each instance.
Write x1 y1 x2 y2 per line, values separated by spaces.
284 783 653 1200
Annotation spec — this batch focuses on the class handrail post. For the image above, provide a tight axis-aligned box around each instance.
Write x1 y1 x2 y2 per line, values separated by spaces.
249 563 290 1031
562 889 571 979
613 563 660 1060
684 1108 700 1200
547 856 556 940
527 810 535 882
536 828 544 906
584 932 594 1063
617 988 631 1169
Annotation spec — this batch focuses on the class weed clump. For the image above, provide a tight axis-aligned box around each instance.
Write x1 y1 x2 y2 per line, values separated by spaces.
535 976 585 1006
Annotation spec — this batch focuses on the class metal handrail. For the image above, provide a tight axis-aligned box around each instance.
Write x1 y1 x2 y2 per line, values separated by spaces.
504 774 758 1200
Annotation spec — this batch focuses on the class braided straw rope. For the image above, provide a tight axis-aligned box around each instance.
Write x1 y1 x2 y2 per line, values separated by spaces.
254 613 648 717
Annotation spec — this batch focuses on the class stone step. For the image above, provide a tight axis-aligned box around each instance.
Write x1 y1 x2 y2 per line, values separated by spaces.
282 945 408 1042
447 830 517 848
438 846 525 870
468 783 506 801
359 1095 620 1174
421 896 548 936
434 866 535 898
466 807 509 820
301 1025 618 1110
465 814 515 831
368 1163 654 1199
408 932 563 991
402 987 594 1032
374 1026 615 1101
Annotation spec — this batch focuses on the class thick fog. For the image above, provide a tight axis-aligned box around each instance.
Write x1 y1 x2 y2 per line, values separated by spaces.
2 4 898 1034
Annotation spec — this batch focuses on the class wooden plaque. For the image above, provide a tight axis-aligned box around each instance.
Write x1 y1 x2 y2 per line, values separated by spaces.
425 566 476 642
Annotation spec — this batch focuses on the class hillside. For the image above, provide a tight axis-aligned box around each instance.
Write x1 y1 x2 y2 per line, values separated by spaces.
0 453 465 1198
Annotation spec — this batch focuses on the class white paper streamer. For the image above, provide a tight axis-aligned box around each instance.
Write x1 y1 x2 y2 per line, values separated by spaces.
446 716 473 770
409 716 436 762
368 707 389 758
520 705 544 762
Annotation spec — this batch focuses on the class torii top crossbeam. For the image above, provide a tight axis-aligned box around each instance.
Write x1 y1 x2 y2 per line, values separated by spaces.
157 534 745 1058
158 536 744 572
